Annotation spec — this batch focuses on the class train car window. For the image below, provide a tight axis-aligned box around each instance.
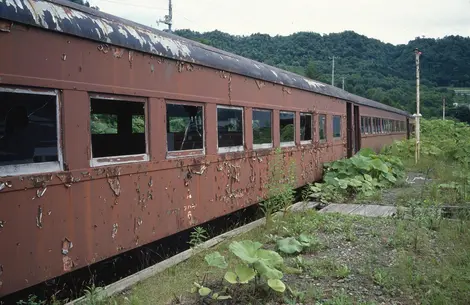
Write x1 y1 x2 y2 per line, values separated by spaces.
368 117 373 134
280 111 295 147
217 105 243 153
381 119 385 133
166 103 204 154
361 117 365 134
300 113 312 143
333 115 341 138
252 109 272 149
319 114 326 141
0 87 62 176
90 96 148 166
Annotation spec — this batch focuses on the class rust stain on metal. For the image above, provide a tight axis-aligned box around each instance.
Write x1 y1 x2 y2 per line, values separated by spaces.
282 87 292 94
0 220 4 229
191 164 207 175
106 167 121 196
61 54 66 61
36 186 47 198
128 50 134 68
36 206 43 228
113 47 124 58
97 44 110 54
61 238 73 255
62 256 74 272
255 80 265 89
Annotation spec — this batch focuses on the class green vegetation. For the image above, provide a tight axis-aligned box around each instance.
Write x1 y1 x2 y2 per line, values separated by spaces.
306 148 405 203
176 30 470 121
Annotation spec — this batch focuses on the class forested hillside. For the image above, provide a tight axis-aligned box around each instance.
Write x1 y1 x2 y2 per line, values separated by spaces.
175 30 470 118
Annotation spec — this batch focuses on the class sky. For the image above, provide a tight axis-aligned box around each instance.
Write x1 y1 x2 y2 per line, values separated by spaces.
88 0 470 45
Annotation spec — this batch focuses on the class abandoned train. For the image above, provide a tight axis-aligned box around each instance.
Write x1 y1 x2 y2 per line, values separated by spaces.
0 0 410 297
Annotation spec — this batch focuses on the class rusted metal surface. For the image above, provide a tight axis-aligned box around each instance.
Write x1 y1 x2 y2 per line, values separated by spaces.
0 0 410 117
0 11 409 298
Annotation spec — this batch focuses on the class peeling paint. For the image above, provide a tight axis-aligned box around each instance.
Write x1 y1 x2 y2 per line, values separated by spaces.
106 167 121 196
112 223 118 239
0 220 4 228
0 181 12 191
61 238 73 255
36 186 47 198
62 256 74 272
36 206 43 228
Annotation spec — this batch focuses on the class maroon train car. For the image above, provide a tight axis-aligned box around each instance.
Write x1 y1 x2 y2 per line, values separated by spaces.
0 0 410 297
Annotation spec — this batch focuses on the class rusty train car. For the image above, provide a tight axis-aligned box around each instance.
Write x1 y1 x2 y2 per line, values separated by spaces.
0 0 410 297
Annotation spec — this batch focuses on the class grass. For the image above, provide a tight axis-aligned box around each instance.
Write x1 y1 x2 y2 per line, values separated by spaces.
97 203 470 305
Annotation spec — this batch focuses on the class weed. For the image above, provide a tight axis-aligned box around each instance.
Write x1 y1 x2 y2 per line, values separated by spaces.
188 226 208 248
335 264 351 279
260 148 296 227
372 268 389 287
16 295 45 305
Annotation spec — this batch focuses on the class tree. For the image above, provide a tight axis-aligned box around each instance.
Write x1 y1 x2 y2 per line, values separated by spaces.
305 61 321 80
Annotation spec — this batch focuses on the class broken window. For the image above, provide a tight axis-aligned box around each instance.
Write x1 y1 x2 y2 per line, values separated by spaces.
300 113 312 142
0 88 61 175
333 115 341 138
217 106 243 152
280 111 295 146
319 114 326 141
90 97 147 162
166 103 203 152
252 109 272 148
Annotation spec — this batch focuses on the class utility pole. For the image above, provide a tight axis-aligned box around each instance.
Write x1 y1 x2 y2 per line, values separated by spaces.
329 56 337 86
158 0 173 32
342 77 345 90
414 48 422 164
442 96 446 120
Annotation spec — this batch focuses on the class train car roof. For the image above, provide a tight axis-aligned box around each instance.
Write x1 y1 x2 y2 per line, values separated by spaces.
0 0 410 117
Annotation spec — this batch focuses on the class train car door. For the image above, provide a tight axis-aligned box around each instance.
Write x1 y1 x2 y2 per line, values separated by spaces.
346 103 361 157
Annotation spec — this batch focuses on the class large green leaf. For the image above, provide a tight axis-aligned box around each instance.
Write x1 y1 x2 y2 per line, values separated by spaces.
370 158 389 173
199 287 211 296
235 264 256 283
277 237 303 254
229 240 262 264
257 249 284 266
224 271 238 284
204 252 228 269
351 155 371 171
298 233 311 245
267 279 286 292
253 261 283 280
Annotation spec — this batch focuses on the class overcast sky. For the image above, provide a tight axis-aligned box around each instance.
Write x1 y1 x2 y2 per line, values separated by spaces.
88 0 470 45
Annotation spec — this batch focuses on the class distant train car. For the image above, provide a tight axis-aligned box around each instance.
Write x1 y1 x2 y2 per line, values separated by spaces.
0 0 410 297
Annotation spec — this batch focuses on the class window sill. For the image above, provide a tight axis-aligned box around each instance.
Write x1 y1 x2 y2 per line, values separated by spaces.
0 161 62 177
301 140 313 145
280 141 295 148
90 154 149 167
218 146 244 154
253 143 273 150
166 149 205 159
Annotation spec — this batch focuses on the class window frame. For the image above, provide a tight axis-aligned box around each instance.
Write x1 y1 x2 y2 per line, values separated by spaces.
300 112 313 144
217 105 244 154
279 111 296 147
318 113 327 142
166 100 205 159
89 93 149 167
252 108 273 150
332 115 342 139
0 86 63 177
